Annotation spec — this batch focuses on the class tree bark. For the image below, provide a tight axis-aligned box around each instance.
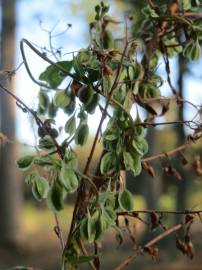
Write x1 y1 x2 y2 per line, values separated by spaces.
141 127 161 209
0 0 22 245
175 54 190 223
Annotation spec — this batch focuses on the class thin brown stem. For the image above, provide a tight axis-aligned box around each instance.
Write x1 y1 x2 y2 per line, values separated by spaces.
142 144 186 163
0 83 64 158
117 209 202 216
114 223 183 270
54 213 64 250
64 40 129 252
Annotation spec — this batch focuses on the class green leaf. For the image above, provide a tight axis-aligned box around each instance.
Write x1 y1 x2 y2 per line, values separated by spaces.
38 90 49 111
118 190 134 211
48 101 58 118
25 171 38 184
39 61 72 88
84 93 99 114
75 123 89 145
103 126 119 141
190 39 201 60
182 0 192 10
132 137 148 156
16 155 34 171
54 90 71 108
123 151 142 176
113 85 127 103
34 155 61 167
100 152 117 175
98 191 115 205
183 39 201 61
95 209 114 240
47 181 64 211
80 212 96 242
78 85 94 105
123 91 133 112
38 136 56 150
32 176 49 201
103 75 112 95
77 109 88 122
105 206 117 221
63 98 76 116
64 149 78 169
60 163 79 193
65 115 76 135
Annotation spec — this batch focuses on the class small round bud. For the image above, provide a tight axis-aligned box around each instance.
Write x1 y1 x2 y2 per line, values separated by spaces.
38 126 46 138
49 128 59 138
95 5 100 13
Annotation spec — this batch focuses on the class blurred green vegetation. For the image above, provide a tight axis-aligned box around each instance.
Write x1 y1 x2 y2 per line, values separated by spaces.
21 187 202 237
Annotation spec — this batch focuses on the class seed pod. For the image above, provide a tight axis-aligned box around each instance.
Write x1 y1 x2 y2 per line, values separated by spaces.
49 128 59 138
95 4 100 13
38 126 46 138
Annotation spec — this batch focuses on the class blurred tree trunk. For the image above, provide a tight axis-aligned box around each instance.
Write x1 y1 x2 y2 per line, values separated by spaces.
141 127 161 209
0 0 22 245
175 55 190 223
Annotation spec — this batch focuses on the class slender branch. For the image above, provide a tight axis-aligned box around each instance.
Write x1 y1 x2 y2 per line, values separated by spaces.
64 40 129 251
142 144 186 163
20 39 80 85
0 83 64 158
114 252 139 270
178 12 202 17
144 223 182 248
117 209 202 216
114 223 183 270
54 213 64 250
78 239 97 270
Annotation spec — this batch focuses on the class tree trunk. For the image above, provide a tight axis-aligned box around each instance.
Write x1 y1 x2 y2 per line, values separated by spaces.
175 54 190 223
142 127 161 209
0 0 22 245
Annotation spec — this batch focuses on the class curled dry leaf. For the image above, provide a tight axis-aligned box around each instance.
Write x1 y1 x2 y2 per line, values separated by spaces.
185 214 194 224
142 161 156 177
176 237 188 255
150 211 160 231
163 165 182 180
144 246 159 258
193 155 202 176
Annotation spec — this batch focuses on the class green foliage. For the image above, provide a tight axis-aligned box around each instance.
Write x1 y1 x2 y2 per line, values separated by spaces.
75 123 89 146
47 181 64 211
65 115 76 135
54 90 71 108
118 190 134 211
60 163 79 193
32 176 49 201
183 39 201 61
16 155 34 171
100 151 117 174
39 61 72 88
